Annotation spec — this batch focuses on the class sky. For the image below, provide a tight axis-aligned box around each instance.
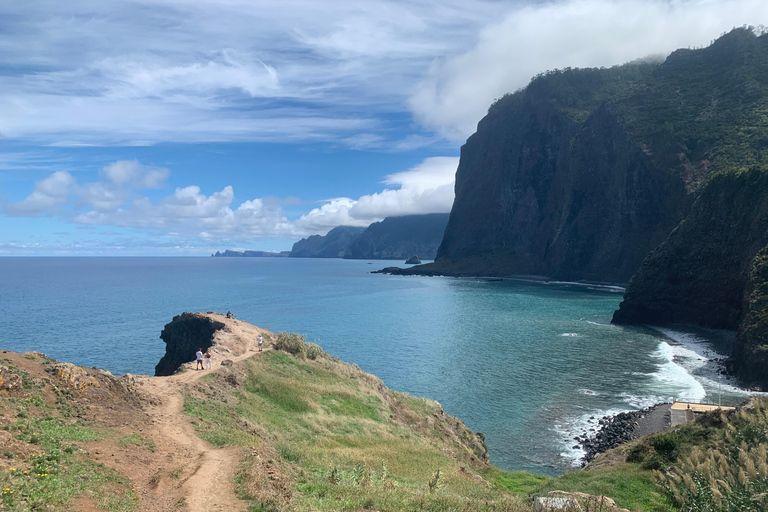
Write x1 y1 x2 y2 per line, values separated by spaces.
0 0 765 255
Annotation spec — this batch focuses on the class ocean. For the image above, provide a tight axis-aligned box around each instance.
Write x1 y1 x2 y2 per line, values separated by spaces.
0 257 756 476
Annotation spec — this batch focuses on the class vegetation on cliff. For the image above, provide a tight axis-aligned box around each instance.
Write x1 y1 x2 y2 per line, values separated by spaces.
410 28 767 285
5 323 768 511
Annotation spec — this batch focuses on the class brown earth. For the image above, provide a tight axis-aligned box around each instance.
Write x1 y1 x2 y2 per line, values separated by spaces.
0 313 273 512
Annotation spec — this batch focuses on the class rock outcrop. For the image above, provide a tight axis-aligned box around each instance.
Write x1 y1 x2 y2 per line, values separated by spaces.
155 313 225 376
154 312 266 376
289 226 366 258
405 255 421 265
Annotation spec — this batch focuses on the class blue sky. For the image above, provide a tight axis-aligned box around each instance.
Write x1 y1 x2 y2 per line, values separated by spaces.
0 0 764 255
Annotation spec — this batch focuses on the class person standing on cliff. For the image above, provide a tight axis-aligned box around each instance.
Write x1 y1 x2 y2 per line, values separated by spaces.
196 348 204 370
204 351 212 370
258 334 263 352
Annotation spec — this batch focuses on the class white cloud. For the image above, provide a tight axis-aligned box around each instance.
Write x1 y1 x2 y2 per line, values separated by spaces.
293 156 458 232
4 156 458 241
101 160 170 188
411 0 768 141
0 0 503 146
5 171 75 216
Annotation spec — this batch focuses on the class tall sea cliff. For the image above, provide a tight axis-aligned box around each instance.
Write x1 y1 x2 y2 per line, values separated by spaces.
396 28 768 386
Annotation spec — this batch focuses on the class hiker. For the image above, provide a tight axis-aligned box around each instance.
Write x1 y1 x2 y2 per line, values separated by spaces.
257 334 263 352
196 348 204 370
226 311 233 319
204 351 212 370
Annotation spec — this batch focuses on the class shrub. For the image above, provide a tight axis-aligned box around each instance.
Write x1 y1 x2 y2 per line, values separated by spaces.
304 343 322 360
652 432 682 461
273 332 305 355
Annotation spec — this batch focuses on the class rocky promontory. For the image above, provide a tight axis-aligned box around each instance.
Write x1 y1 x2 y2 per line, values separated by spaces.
155 312 265 376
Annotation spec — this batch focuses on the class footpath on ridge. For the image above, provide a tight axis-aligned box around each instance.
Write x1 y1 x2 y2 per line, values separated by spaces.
122 314 271 512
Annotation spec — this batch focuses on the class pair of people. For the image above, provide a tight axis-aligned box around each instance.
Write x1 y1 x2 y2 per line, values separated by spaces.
226 311 234 319
195 348 213 370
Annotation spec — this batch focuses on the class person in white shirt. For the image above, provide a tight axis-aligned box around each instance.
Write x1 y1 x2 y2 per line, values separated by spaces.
258 334 263 352
196 348 204 370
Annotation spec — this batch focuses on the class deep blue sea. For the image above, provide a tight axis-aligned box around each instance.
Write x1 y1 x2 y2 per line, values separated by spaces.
0 257 756 475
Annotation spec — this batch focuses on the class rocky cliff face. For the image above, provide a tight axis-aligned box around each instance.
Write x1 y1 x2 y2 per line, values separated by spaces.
426 29 768 284
436 99 687 283
613 168 768 387
289 226 366 258
155 313 224 376
344 213 449 260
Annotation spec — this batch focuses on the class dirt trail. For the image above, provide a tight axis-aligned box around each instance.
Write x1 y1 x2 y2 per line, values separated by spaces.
134 315 271 512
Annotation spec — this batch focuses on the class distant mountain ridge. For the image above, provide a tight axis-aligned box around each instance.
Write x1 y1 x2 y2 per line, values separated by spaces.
343 213 449 260
289 226 366 258
289 213 449 260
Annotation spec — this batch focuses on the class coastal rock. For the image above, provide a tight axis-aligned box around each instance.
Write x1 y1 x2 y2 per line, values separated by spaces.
405 255 421 265
155 313 225 376
579 404 670 464
155 312 266 376
0 365 23 393
547 492 629 512
50 363 100 391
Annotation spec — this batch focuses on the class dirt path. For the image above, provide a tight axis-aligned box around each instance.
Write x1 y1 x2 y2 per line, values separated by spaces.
133 316 272 512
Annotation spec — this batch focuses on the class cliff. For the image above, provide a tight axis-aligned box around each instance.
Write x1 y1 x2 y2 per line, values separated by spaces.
289 214 449 260
613 168 768 388
344 213 449 260
408 28 768 284
289 225 366 258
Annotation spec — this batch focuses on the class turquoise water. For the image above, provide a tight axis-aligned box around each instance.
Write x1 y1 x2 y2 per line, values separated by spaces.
0 257 754 475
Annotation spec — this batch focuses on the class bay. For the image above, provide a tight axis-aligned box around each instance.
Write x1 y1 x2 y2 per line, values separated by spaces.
0 257 753 475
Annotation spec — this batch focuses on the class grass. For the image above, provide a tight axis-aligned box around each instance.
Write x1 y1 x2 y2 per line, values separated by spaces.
480 466 550 494
534 464 675 512
0 363 137 512
118 434 156 453
184 346 531 511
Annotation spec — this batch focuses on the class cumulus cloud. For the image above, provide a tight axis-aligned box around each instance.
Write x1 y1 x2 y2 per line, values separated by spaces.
101 160 169 189
293 156 458 232
411 0 768 141
4 156 457 241
5 171 76 216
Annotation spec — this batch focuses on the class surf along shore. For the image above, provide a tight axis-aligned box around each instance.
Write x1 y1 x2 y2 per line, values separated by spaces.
0 311 763 512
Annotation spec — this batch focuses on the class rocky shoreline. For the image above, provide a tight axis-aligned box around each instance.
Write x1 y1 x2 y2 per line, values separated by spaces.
577 403 671 465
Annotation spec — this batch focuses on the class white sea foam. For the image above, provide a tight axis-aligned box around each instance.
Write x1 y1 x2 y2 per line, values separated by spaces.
561 333 578 337
649 339 707 401
554 407 629 466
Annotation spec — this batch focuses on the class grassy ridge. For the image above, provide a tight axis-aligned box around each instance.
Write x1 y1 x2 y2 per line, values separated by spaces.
183 347 534 511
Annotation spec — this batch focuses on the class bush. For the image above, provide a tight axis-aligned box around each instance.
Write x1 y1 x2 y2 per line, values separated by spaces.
273 332 305 355
305 343 322 360
652 432 682 461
